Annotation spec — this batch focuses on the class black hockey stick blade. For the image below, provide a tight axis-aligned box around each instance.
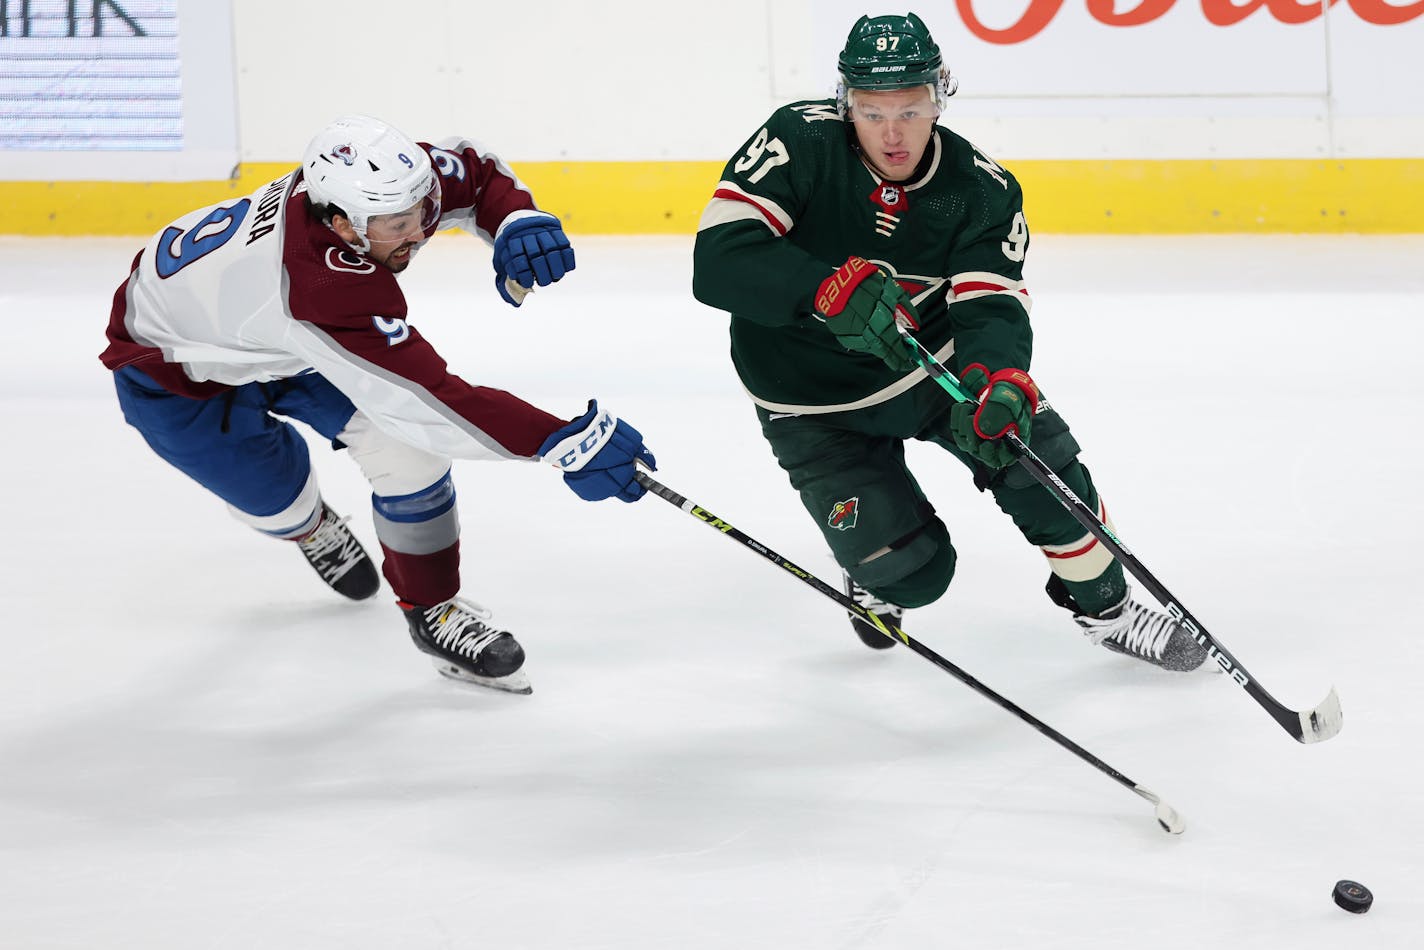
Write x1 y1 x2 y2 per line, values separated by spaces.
1002 428 1343 745
895 325 1343 745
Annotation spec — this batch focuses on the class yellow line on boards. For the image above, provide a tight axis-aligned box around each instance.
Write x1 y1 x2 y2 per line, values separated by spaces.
1012 159 1424 234
1 159 1420 235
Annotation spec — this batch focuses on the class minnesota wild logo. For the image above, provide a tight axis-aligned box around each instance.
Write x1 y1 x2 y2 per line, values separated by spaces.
863 258 944 305
828 497 860 531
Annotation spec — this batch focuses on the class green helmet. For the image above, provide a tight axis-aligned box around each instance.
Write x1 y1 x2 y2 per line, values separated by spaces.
836 12 957 111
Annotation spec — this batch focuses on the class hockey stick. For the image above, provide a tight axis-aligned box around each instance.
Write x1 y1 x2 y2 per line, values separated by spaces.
634 470 1186 835
894 326 1342 745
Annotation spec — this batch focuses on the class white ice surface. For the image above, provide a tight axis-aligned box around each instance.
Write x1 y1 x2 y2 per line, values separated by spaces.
1 233 1421 949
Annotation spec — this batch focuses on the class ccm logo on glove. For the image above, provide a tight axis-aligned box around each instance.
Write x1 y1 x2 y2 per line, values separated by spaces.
538 399 656 503
545 411 613 471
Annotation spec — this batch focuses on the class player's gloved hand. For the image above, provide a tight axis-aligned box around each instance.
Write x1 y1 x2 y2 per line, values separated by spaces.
538 399 656 503
492 211 575 307
948 363 1039 469
814 256 920 373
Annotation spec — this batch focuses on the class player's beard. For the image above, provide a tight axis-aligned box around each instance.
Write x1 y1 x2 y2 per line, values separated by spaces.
384 242 419 273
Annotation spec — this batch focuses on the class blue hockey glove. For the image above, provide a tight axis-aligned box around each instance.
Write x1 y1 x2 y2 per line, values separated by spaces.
538 400 656 503
493 211 575 307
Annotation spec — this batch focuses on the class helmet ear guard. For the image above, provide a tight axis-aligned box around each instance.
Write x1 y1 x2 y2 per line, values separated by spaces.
835 12 958 117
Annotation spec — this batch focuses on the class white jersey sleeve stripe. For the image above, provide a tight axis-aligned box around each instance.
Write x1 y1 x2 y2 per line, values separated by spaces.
699 181 794 236
949 270 1033 315
290 320 523 461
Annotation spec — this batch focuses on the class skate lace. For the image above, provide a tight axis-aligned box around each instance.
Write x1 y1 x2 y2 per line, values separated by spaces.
1101 601 1177 659
299 511 364 583
847 575 904 619
422 598 503 659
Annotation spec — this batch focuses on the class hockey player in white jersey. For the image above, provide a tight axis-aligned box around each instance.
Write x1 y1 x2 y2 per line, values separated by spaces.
101 114 655 694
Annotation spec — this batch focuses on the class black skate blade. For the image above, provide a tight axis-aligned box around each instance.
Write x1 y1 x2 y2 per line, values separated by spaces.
433 659 532 695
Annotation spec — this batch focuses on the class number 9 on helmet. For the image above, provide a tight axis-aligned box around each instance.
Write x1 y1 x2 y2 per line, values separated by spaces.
301 114 441 254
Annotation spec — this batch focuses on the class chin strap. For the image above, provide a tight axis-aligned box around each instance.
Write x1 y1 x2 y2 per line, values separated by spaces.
341 226 372 255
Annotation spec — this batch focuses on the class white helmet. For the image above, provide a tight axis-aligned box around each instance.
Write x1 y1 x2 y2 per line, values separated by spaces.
301 114 440 252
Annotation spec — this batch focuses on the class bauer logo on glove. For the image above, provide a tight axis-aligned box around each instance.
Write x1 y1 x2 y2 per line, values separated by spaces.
814 256 872 313
814 256 920 373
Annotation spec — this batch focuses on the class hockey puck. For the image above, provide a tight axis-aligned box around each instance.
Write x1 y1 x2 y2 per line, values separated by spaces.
1332 880 1373 914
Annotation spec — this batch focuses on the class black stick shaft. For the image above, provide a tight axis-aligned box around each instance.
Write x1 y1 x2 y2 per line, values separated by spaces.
898 330 1340 744
634 471 1161 802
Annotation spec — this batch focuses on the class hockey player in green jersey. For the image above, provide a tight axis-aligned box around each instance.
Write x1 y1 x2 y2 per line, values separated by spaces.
692 12 1212 672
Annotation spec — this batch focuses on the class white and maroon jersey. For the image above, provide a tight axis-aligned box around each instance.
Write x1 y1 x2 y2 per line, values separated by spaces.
101 137 565 461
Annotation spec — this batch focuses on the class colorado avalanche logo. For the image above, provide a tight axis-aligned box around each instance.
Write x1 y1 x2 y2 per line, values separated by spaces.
330 143 357 166
828 497 860 531
324 247 376 274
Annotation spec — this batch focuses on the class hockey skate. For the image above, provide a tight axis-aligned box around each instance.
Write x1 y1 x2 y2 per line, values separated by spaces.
1047 576 1214 673
400 597 531 694
843 569 904 650
297 503 380 600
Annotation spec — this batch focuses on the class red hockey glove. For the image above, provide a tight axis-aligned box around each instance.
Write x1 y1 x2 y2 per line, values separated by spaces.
814 257 920 373
948 363 1039 469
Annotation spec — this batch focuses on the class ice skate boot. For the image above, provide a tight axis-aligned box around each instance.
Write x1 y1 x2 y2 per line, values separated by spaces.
400 597 532 694
297 503 380 600
1047 576 1214 673
843 569 904 650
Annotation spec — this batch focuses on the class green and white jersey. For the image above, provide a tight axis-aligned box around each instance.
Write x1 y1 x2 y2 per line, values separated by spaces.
692 98 1033 414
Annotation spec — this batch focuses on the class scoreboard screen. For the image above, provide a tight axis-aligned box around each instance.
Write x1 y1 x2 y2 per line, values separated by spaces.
0 1 237 180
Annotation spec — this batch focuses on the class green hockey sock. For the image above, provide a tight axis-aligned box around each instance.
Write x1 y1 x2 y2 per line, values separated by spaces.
1060 561 1127 617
